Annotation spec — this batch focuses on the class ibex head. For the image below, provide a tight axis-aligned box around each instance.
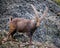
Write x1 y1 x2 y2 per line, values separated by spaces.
31 4 48 27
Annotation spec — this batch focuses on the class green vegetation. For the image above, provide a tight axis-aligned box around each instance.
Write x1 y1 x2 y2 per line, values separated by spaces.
53 0 60 6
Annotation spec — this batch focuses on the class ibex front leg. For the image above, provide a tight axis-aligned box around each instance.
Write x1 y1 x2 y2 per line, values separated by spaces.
27 31 33 45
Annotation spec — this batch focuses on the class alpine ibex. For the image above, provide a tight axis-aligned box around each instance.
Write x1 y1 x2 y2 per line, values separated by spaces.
7 4 48 44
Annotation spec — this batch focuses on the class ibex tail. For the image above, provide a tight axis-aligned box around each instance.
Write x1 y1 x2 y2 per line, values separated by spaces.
9 16 13 21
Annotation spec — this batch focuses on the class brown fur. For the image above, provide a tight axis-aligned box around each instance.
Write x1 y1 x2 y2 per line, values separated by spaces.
7 4 48 44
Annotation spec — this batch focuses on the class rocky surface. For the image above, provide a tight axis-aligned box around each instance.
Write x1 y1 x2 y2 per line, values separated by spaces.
0 0 60 48
0 30 58 48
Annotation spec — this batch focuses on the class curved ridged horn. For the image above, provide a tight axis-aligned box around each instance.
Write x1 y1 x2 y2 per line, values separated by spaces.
40 6 48 21
31 4 39 18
